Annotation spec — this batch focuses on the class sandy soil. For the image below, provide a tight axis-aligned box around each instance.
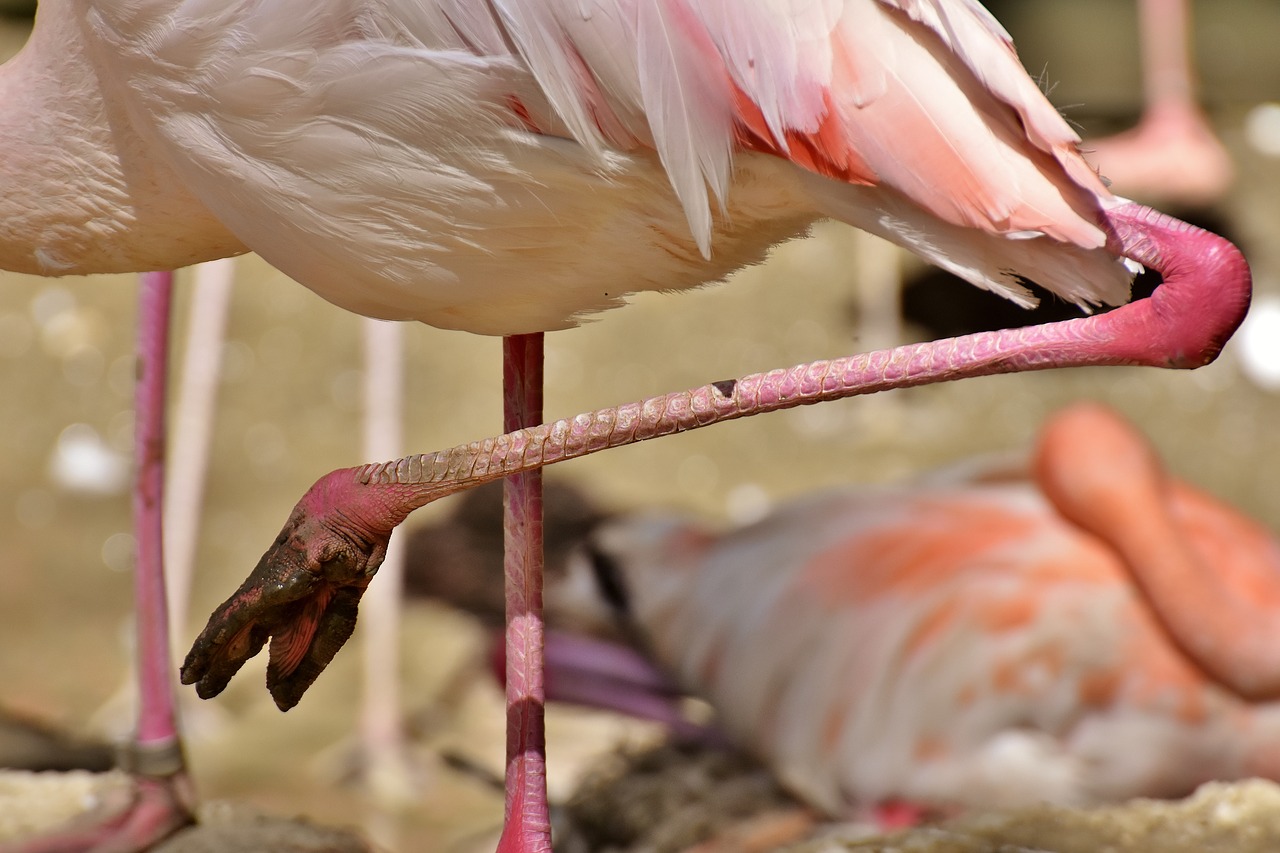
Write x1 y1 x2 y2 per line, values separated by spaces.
557 743 1280 853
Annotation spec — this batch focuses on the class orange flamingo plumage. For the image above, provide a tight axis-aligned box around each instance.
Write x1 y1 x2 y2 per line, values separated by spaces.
546 403 1280 815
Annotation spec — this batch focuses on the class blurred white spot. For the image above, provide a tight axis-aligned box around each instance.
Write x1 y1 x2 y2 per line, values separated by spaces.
101 532 136 573
1234 296 1280 391
1213 798 1244 825
1245 103 1280 158
48 423 130 496
30 286 76 327
39 306 103 360
14 489 56 529
726 483 772 525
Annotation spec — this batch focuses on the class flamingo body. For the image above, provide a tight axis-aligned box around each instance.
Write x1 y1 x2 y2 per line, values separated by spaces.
0 4 1254 852
553 409 1280 815
6 0 1135 333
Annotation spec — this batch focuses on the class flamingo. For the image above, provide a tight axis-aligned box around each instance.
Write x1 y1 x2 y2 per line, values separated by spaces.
542 403 1280 819
0 3 1251 852
1083 0 1234 207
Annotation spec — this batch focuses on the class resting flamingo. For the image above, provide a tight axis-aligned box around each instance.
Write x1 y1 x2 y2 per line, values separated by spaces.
542 403 1280 820
0 2 1250 852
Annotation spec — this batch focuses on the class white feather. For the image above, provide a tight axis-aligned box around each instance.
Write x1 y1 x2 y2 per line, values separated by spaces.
52 0 1136 334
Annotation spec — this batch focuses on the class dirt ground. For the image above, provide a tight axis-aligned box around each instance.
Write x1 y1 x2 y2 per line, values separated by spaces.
1 3 1279 851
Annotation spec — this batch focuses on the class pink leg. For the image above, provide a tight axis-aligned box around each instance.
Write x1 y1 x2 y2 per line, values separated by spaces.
1084 0 1233 206
497 334 551 853
2 272 193 853
355 318 414 802
164 259 235 649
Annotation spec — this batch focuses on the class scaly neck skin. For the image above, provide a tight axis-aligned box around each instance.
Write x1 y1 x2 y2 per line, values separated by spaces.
0 0 244 276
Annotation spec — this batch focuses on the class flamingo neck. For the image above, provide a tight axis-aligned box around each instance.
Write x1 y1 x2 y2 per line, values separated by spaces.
0 0 244 276
1034 405 1280 701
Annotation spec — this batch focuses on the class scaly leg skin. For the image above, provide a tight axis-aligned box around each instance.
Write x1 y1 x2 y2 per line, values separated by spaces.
179 206 1250 829
496 334 551 853
2 273 194 853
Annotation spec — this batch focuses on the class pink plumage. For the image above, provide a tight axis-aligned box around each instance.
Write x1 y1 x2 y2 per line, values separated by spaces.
549 404 1280 815
10 0 1134 333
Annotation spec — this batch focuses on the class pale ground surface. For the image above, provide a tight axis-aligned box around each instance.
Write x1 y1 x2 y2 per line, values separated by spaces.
804 780 1280 853
556 743 1280 853
1 3 1280 851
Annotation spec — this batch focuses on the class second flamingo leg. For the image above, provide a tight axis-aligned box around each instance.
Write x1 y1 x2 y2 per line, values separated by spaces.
122 271 197 850
3 272 193 853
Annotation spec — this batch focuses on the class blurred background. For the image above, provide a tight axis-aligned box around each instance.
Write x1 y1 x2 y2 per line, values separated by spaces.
0 1 1278 850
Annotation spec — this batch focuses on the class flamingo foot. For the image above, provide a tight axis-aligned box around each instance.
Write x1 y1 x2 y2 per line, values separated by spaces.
1087 102 1234 207
0 763 194 853
179 481 385 710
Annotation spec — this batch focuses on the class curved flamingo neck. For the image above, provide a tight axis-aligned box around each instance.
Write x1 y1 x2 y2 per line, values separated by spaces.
341 204 1246 506
1099 205 1249 367
1035 404 1280 701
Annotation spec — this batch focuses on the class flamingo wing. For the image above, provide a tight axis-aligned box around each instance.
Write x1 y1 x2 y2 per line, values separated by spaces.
83 0 1131 329
489 0 1134 306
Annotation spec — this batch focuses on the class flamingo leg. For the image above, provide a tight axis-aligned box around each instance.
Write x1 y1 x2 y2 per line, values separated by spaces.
1084 0 1233 206
497 333 551 853
164 259 235 652
355 318 414 810
128 271 196 844
2 272 193 853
